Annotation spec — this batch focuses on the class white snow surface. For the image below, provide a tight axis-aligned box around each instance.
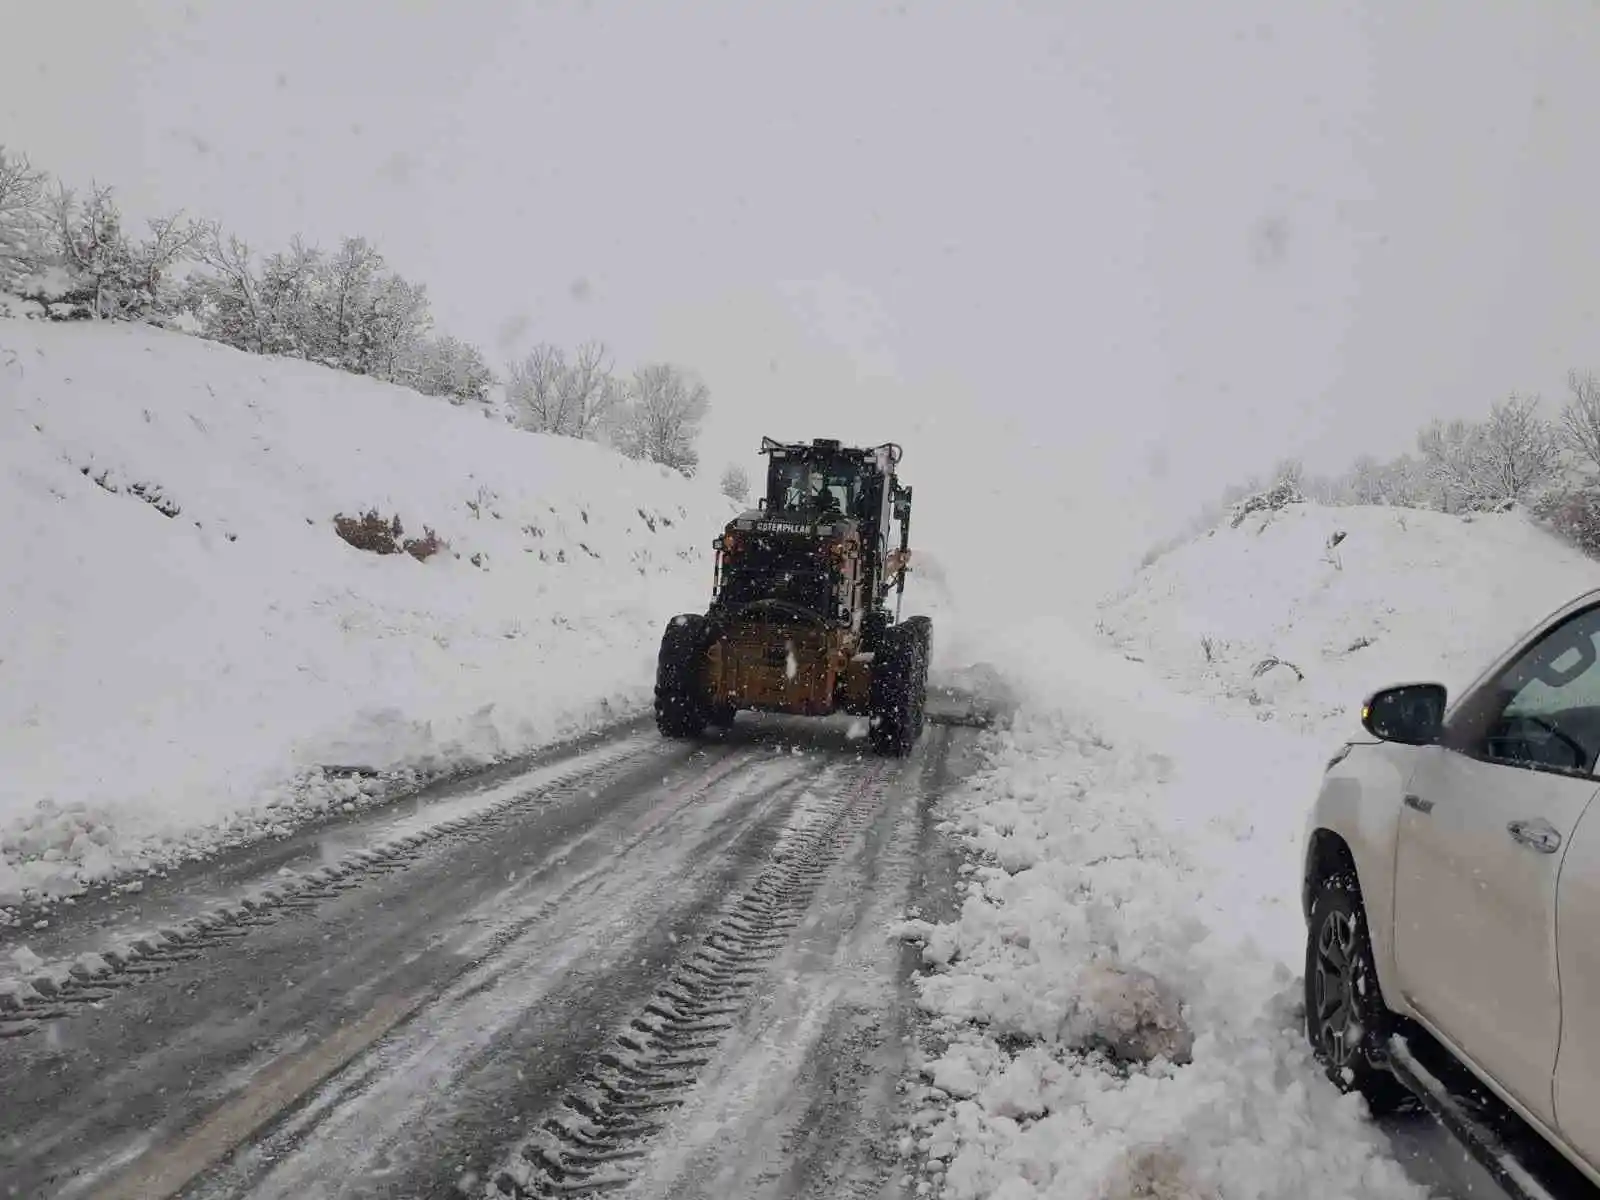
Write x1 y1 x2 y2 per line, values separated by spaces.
0 318 735 904
905 501 1600 1198
1100 502 1600 738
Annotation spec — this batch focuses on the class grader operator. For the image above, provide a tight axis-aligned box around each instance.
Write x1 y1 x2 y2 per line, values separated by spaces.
654 436 931 755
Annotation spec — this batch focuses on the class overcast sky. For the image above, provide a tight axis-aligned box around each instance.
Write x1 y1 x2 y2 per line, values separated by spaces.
6 0 1599 611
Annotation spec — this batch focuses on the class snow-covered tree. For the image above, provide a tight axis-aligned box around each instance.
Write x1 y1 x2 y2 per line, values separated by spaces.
257 236 325 357
1269 457 1304 490
311 236 386 370
46 184 139 318
359 273 431 382
1417 417 1485 510
0 146 731 432
1561 369 1600 477
0 146 49 300
128 210 208 318
1418 395 1558 511
190 228 268 351
46 187 206 320
1324 452 1428 507
719 464 750 503
1477 394 1560 503
611 362 711 475
405 334 494 404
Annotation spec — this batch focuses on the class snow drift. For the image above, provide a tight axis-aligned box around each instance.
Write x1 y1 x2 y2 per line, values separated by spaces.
0 318 736 903
898 501 1600 1197
1099 501 1600 738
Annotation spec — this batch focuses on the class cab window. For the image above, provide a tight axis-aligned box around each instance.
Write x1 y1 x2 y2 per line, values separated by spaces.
770 460 858 516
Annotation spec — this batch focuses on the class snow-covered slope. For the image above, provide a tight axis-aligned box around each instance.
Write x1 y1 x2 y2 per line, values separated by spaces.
0 319 735 903
1099 501 1600 738
896 502 1600 1198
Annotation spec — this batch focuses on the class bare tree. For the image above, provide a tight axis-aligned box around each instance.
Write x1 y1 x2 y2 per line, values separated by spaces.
506 343 569 433
1562 369 1600 476
559 340 622 439
612 363 711 475
719 464 750 503
506 341 620 438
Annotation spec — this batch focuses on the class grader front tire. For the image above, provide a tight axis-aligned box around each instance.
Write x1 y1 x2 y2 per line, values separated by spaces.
869 617 931 757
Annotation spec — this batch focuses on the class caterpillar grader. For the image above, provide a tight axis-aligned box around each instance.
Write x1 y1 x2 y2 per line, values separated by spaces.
654 436 932 755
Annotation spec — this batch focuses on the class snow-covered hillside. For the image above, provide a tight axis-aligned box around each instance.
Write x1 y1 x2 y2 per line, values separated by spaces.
896 501 1600 1198
0 319 736 904
1099 502 1600 738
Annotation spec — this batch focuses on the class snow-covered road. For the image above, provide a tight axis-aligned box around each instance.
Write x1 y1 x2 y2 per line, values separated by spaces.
0 717 980 1199
0 697 1575 1200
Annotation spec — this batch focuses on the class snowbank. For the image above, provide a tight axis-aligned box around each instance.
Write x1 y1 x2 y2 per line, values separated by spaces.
1098 502 1600 739
0 319 735 903
898 502 1600 1197
897 624 1424 1198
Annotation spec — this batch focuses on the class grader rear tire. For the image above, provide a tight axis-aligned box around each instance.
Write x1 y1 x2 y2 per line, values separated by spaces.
655 615 711 739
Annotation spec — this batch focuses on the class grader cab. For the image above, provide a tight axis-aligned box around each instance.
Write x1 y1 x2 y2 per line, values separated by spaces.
654 436 931 755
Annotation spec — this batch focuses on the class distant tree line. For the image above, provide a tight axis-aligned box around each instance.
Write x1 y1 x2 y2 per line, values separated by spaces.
0 145 709 474
1186 377 1600 561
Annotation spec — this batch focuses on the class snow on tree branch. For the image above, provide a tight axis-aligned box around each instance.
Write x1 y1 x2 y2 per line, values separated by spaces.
1561 369 1600 477
0 143 709 454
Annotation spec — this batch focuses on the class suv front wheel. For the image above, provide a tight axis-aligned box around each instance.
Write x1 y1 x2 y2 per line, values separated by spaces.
1304 872 1408 1115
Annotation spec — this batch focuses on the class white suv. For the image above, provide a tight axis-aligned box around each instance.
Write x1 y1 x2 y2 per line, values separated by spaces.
1303 588 1600 1186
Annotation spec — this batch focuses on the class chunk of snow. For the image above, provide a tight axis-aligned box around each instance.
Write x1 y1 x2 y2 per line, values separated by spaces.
71 952 111 978
9 945 43 974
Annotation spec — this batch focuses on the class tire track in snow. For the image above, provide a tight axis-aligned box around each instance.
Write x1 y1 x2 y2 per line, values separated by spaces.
625 724 964 1200
165 746 832 1200
482 756 896 1198
0 735 670 1041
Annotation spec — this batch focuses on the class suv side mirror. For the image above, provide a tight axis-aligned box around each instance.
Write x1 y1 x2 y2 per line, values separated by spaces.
1361 683 1448 745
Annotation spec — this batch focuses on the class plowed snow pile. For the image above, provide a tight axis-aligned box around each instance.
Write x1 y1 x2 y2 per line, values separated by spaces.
1100 502 1600 735
0 319 734 904
898 502 1600 1198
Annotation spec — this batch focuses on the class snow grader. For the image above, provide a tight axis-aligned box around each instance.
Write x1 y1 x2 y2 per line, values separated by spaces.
654 436 932 755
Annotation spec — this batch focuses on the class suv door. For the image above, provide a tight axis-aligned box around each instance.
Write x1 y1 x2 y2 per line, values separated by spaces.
1393 602 1600 1126
1555 793 1600 1167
